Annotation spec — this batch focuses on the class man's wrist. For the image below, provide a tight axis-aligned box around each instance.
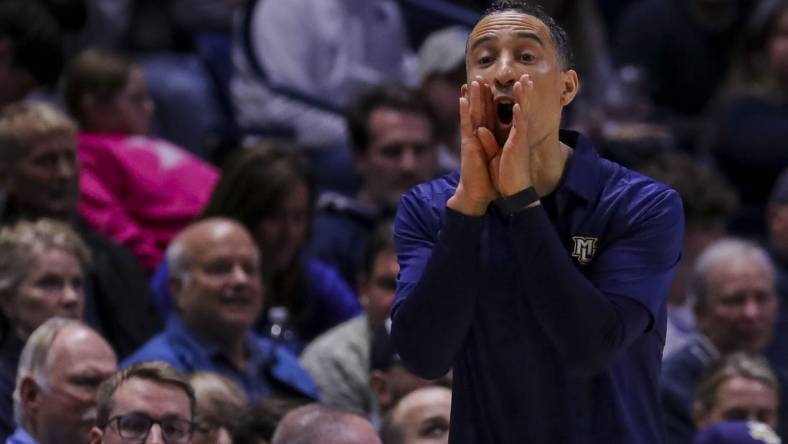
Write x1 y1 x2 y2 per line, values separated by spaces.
493 186 540 216
447 187 490 216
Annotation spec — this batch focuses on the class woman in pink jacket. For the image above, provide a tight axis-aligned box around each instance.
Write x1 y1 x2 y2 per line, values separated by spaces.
63 49 218 271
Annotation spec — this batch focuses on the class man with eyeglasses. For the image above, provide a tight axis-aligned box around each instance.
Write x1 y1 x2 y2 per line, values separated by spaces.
7 318 117 444
90 361 195 444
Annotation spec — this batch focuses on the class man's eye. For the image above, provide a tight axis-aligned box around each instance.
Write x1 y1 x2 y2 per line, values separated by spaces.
380 146 403 159
419 421 449 438
520 53 536 62
33 154 58 168
203 261 232 275
477 56 494 65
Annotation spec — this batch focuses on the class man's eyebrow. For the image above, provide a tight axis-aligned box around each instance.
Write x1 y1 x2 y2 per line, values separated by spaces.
468 31 545 53
514 31 544 46
469 35 497 52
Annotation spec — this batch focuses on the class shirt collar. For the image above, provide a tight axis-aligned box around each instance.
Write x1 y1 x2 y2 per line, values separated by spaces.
8 427 38 444
165 316 272 369
557 129 602 203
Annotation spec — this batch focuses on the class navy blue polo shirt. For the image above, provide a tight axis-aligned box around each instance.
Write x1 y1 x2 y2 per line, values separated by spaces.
392 130 684 444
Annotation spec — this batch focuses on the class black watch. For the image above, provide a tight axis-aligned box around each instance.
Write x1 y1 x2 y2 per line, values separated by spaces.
493 187 540 216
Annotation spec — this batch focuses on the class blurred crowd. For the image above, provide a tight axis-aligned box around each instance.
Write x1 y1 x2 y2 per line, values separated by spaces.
0 0 786 442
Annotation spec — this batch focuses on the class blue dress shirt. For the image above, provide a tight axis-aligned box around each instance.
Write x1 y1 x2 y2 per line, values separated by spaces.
392 130 684 443
122 316 319 400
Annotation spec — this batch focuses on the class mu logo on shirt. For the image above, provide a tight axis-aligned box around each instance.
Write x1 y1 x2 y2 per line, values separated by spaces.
571 236 598 265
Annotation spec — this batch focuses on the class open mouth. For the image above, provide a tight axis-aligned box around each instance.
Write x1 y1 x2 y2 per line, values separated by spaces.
496 100 514 126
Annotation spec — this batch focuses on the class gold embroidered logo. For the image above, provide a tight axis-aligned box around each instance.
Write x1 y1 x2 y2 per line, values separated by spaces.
571 236 598 265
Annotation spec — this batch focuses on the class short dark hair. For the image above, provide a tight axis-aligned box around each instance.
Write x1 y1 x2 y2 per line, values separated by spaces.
346 84 438 155
0 0 63 86
95 361 197 428
481 0 573 69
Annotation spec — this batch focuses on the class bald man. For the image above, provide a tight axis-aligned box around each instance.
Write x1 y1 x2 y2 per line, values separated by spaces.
122 218 318 401
271 404 382 444
10 318 117 444
381 386 452 444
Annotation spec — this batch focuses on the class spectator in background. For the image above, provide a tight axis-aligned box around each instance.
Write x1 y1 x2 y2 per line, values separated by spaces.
271 404 382 444
89 361 194 444
0 0 63 108
10 318 117 444
124 218 319 401
693 353 779 433
232 0 415 148
0 220 90 440
300 221 397 415
152 144 360 352
0 101 160 359
63 48 219 271
310 85 439 288
661 238 786 444
417 26 470 171
703 0 788 238
640 152 738 358
380 386 452 444
188 372 247 444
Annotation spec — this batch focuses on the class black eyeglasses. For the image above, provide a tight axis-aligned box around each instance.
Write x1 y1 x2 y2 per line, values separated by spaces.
106 413 194 443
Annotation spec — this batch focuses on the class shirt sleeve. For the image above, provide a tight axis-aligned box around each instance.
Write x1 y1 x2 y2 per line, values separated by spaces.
391 192 485 379
509 188 684 374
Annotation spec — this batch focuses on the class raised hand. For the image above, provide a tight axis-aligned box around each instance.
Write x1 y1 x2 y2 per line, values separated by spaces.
497 74 534 197
447 80 499 216
448 74 536 215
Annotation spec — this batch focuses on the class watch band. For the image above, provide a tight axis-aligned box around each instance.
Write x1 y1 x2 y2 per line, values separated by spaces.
493 186 540 216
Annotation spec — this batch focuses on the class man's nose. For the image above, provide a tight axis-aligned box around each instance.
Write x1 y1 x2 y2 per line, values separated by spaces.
56 155 77 180
742 298 763 319
231 263 251 284
494 55 518 89
217 427 233 444
399 147 418 172
144 424 165 444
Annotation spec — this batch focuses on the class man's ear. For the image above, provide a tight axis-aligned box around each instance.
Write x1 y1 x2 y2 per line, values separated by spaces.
560 69 580 106
370 370 392 411
89 426 104 444
19 376 41 414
